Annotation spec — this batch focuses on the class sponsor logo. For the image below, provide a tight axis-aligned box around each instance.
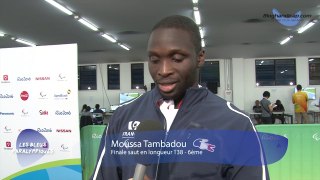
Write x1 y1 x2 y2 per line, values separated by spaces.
128 121 140 130
60 144 70 152
0 112 14 115
20 91 29 101
3 75 8 81
39 91 48 99
121 121 140 138
4 126 12 133
57 73 67 81
1 75 10 83
4 141 13 150
6 141 11 147
21 109 29 117
56 129 72 133
0 94 14 99
37 128 52 133
54 89 71 100
55 110 71 115
35 77 50 81
17 77 31 82
193 138 215 152
92 133 102 139
313 133 320 141
39 110 48 115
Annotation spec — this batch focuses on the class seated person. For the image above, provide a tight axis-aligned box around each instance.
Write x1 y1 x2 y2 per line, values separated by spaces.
272 99 285 124
93 104 104 125
80 106 93 129
252 100 262 124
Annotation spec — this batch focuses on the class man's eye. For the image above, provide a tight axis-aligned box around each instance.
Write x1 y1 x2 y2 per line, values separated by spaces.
149 56 159 62
172 54 184 62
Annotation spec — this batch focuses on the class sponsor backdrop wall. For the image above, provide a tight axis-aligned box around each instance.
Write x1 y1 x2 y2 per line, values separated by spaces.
0 44 81 179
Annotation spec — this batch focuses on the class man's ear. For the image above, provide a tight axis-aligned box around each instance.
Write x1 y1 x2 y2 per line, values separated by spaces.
197 49 205 68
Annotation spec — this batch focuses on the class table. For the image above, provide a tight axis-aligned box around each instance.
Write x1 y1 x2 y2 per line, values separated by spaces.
308 109 320 123
248 112 293 124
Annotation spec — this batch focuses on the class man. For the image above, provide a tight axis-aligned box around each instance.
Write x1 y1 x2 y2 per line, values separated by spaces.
292 84 308 124
260 91 274 124
91 15 268 180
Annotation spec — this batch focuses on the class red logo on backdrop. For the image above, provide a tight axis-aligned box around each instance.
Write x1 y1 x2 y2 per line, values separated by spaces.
3 75 8 81
6 141 11 147
20 91 29 101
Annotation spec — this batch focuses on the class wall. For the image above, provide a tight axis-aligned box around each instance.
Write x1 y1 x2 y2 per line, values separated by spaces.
78 59 229 111
232 56 320 114
78 56 320 114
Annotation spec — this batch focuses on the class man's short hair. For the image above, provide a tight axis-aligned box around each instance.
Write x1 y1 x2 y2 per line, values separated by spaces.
151 15 201 53
263 91 270 98
95 104 100 109
296 84 302 90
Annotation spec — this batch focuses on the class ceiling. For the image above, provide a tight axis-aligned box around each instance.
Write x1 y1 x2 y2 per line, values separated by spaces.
0 0 319 64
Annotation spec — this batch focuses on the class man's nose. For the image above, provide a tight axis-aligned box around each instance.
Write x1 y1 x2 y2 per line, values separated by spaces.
158 60 173 77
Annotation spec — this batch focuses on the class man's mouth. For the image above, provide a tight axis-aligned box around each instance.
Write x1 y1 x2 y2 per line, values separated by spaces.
158 83 176 93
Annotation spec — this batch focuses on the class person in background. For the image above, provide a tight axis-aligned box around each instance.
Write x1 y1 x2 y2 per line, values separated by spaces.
272 99 285 124
81 104 87 113
93 104 104 125
92 15 268 180
292 84 309 124
81 105 93 118
260 91 275 124
80 105 93 129
93 104 104 114
252 100 262 124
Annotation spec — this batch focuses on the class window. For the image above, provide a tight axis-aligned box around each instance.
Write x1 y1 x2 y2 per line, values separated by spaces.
255 59 296 86
78 65 97 90
309 58 320 85
107 64 120 89
199 61 220 93
131 63 144 89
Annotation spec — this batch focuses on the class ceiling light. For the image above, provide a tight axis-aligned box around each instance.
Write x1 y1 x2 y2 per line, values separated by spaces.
194 10 201 25
0 32 4 37
15 38 37 47
101 33 117 43
199 27 204 38
192 0 198 4
309 58 314 61
44 0 73 15
201 39 205 47
298 20 317 33
78 18 99 31
280 36 293 45
118 43 130 51
256 82 260 86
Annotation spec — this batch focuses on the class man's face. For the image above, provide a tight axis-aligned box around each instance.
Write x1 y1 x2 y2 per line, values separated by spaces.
147 28 204 100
